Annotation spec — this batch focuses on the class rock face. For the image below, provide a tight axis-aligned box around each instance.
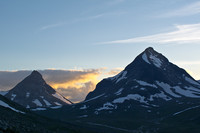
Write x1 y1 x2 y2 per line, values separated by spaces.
5 70 72 108
38 47 200 133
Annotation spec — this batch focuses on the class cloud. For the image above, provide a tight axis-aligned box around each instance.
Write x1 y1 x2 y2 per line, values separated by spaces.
105 68 123 75
0 68 120 103
40 11 126 30
0 70 31 91
57 81 96 103
161 1 200 17
40 14 104 30
99 23 200 44
40 69 102 103
40 22 64 30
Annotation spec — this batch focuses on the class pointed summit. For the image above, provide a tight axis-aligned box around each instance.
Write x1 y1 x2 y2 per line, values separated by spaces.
141 47 169 68
144 47 154 53
5 70 72 108
22 70 45 85
30 70 42 77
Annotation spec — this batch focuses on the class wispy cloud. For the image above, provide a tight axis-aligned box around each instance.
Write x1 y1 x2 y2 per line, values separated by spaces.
40 11 126 31
99 23 200 44
40 22 64 30
161 1 200 17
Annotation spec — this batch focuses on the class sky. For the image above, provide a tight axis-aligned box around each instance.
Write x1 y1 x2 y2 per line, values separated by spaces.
1 0 200 102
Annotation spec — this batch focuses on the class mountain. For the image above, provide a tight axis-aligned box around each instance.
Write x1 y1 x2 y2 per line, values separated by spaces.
5 70 72 108
37 47 200 133
86 47 200 100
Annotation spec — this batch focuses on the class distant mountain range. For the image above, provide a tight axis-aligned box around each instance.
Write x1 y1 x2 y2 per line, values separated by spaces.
37 47 200 133
4 70 72 109
1 47 200 133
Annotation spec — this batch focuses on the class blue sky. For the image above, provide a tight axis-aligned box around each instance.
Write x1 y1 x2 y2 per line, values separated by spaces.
1 0 200 102
1 0 200 78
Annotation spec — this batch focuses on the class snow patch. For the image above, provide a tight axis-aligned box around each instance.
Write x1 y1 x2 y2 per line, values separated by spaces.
142 53 151 64
0 100 25 114
26 92 30 98
54 102 61 105
141 105 150 108
149 54 162 68
80 105 87 109
83 93 105 103
96 102 115 111
149 91 172 101
185 77 200 86
31 108 47 111
0 91 8 96
43 99 51 106
32 99 42 107
50 106 62 109
156 81 181 98
112 94 148 104
115 71 127 83
115 88 124 95
173 86 200 98
11 94 16 101
185 86 200 93
52 92 71 104
135 80 157 88
140 88 146 90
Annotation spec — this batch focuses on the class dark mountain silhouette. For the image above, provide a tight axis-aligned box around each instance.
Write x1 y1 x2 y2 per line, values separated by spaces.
5 70 72 108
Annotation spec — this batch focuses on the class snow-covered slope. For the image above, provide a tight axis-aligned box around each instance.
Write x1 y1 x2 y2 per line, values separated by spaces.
0 91 8 96
0 95 25 114
5 71 72 108
54 47 200 118
36 47 200 133
86 47 200 104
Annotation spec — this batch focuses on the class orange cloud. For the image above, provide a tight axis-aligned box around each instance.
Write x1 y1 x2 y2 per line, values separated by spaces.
106 68 123 75
50 72 100 90
0 68 123 103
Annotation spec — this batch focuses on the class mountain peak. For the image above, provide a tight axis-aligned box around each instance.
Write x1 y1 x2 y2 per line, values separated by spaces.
141 47 169 68
144 47 154 53
24 70 45 85
30 70 42 78
143 47 160 57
